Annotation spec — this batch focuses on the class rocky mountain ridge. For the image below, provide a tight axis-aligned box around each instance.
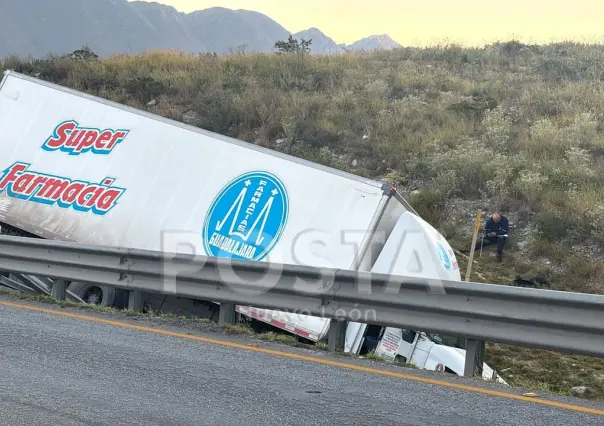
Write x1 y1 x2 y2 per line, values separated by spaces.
0 0 401 58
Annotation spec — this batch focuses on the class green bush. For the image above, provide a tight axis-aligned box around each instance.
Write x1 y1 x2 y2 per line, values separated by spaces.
409 188 447 228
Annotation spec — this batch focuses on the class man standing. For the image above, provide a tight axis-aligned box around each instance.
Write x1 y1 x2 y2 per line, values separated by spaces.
475 212 509 262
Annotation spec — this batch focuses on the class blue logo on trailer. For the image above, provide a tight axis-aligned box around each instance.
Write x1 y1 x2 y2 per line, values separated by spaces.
202 171 289 262
436 241 452 270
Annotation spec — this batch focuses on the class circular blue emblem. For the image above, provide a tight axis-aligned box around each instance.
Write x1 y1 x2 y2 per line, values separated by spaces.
202 171 289 261
436 241 452 270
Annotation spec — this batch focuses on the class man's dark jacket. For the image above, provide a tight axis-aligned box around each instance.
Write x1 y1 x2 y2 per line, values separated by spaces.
484 215 509 236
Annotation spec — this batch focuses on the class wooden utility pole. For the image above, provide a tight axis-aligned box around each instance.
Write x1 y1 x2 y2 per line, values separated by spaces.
465 209 482 282
464 208 485 378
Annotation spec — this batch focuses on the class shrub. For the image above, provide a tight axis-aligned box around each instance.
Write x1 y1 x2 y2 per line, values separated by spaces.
409 188 447 228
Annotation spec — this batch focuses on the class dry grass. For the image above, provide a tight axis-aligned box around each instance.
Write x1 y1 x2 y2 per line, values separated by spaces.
486 344 604 399
3 40 604 398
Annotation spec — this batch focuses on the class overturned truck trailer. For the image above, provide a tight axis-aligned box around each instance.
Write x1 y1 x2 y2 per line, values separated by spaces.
0 70 505 382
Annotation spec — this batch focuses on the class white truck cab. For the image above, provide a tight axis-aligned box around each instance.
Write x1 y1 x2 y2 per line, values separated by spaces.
340 210 507 384
373 328 504 382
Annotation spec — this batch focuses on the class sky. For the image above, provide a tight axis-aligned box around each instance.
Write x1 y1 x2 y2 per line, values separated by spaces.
146 1 604 47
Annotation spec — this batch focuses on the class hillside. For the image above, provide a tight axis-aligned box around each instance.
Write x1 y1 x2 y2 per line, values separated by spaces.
0 0 399 58
2 41 604 399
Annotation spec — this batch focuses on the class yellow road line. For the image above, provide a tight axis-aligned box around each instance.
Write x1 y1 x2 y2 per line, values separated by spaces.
2 299 604 416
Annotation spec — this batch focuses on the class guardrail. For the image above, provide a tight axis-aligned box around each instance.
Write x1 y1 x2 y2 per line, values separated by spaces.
0 235 603 378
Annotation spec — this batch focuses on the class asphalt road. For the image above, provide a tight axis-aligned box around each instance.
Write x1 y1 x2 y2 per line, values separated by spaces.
1 301 604 426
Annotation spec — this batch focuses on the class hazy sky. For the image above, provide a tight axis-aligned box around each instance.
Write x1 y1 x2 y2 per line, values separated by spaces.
147 1 604 46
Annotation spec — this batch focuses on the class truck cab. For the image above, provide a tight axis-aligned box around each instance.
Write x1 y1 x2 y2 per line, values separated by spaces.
372 327 505 383
343 210 507 384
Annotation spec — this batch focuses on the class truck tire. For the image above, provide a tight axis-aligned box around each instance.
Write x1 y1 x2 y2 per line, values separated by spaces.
67 281 116 307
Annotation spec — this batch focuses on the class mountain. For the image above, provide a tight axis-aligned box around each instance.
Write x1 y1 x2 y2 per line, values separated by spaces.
348 35 401 51
291 29 402 54
129 1 205 53
182 7 290 53
293 28 344 55
0 0 401 59
0 0 196 58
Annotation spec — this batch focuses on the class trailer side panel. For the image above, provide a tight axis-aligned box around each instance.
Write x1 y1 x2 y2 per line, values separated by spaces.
0 71 403 338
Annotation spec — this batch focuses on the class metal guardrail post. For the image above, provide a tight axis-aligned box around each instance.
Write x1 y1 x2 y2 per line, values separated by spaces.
128 290 143 312
464 339 478 376
218 303 236 325
51 279 67 301
476 340 485 377
464 338 485 377
328 320 346 352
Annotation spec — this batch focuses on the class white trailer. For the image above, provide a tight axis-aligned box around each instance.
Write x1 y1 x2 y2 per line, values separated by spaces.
0 70 505 382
